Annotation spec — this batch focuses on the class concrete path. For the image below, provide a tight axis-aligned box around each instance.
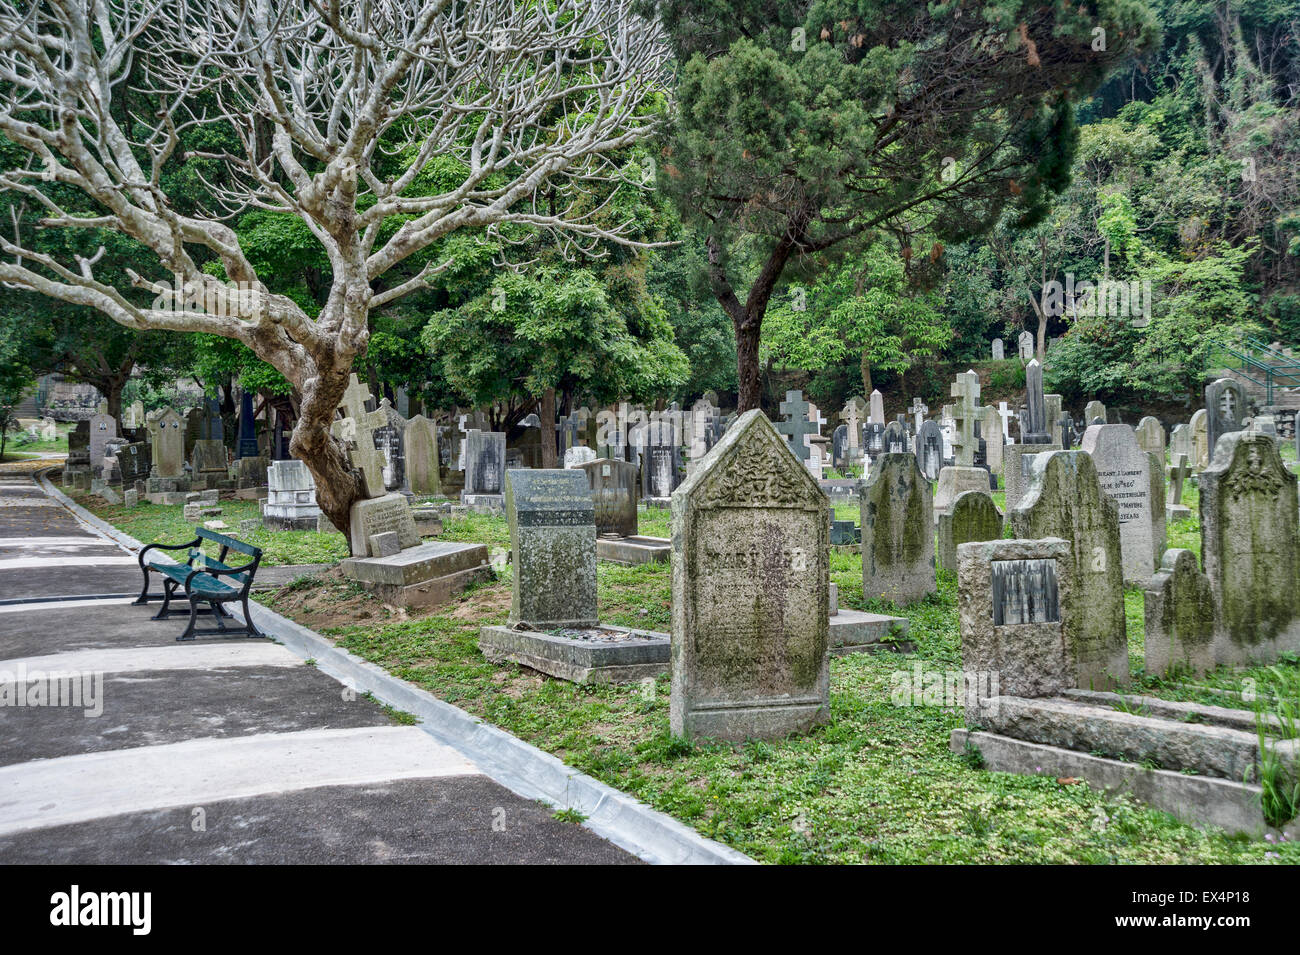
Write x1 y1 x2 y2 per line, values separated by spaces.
0 466 637 864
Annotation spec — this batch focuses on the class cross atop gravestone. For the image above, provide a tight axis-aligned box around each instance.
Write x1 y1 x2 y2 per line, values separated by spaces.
1167 452 1192 506
997 401 1014 441
950 370 980 466
332 374 388 498
840 397 866 450
776 390 816 462
909 397 929 433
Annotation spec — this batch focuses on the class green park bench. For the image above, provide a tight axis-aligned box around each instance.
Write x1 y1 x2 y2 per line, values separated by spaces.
133 527 265 641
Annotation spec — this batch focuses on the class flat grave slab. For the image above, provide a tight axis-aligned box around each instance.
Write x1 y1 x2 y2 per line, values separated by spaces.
595 535 670 565
479 623 670 684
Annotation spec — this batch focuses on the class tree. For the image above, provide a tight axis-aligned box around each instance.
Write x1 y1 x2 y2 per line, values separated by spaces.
648 0 1157 410
0 0 667 548
0 316 35 459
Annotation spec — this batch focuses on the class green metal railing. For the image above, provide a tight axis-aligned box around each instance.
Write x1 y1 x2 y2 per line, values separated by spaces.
1207 338 1300 405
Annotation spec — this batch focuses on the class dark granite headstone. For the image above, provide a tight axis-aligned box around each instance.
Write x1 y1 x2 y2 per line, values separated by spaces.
506 469 597 628
917 420 944 482
579 457 639 537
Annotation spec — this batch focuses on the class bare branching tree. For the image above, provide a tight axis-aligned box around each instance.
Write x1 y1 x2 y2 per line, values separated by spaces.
0 0 667 544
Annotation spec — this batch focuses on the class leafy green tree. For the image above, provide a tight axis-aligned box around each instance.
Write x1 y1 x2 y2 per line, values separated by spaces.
0 316 36 459
648 0 1157 410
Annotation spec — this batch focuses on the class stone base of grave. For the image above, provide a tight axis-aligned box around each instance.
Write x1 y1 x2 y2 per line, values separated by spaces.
478 623 670 684
340 540 492 609
829 609 912 655
1166 503 1191 523
595 535 670 565
262 513 321 532
460 492 504 512
950 729 1281 838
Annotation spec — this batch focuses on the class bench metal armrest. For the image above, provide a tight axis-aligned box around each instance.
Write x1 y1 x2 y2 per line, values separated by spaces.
139 538 201 569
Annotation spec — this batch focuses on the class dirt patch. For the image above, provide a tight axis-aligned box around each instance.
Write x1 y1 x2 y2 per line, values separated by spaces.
447 580 511 621
262 566 401 632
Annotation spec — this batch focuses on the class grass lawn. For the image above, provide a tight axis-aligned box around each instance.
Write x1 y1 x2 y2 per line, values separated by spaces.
70 470 1300 864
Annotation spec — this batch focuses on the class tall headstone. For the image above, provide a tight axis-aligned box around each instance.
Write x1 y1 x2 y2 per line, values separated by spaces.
979 405 1004 475
775 390 815 465
1190 408 1209 470
1009 450 1128 689
405 415 442 496
1080 424 1164 583
506 469 598 628
991 338 1004 360
868 389 885 425
154 409 185 478
237 391 259 459
1169 422 1191 464
1044 394 1063 446
1204 377 1247 463
463 430 507 503
916 420 944 482
938 490 1003 573
580 458 639 538
671 410 829 741
88 412 117 477
950 370 980 466
861 452 935 605
909 397 929 433
1020 359 1051 444
840 396 866 464
1199 430 1300 664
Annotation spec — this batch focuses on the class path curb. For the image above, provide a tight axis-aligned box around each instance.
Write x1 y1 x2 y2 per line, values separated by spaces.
37 470 755 865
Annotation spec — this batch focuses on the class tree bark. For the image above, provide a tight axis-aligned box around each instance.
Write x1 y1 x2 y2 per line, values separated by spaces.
861 351 874 397
539 387 558 468
288 354 363 553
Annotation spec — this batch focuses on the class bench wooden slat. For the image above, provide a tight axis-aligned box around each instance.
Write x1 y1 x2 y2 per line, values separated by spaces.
197 527 260 558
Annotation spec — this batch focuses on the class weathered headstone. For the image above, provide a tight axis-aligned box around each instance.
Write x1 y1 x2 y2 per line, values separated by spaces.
1009 450 1128 689
463 430 506 503
934 465 992 519
261 459 323 530
1204 377 1247 463
349 493 420 557
563 445 597 469
1169 422 1191 464
775 390 815 465
1084 399 1107 426
671 410 829 741
1143 548 1216 678
950 370 980 466
1136 416 1165 458
152 410 184 480
507 469 599 628
938 490 1004 573
1166 452 1192 522
580 457 638 538
1190 408 1209 470
980 405 1004 475
1017 330 1034 360
861 452 935 605
1002 442 1061 512
883 419 908 454
991 338 1004 360
237 391 260 459
1044 394 1063 446
405 415 442 496
1021 359 1051 444
1199 430 1300 664
190 439 227 477
88 413 117 477
869 389 885 425
1080 424 1163 583
642 445 679 502
916 420 944 482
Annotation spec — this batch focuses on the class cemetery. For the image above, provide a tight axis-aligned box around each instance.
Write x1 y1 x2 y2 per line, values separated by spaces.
0 0 1296 879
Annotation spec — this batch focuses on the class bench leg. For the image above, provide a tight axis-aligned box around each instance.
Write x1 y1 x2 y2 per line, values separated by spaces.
131 565 151 605
151 578 176 620
242 597 265 639
178 596 200 641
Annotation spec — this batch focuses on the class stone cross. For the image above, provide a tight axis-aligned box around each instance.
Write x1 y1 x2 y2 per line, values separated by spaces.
840 398 865 450
1168 452 1192 506
909 397 929 433
776 390 816 462
949 370 980 467
332 374 388 498
997 401 1015 441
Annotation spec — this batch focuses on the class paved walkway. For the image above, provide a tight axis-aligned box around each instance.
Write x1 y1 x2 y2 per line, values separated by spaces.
0 465 636 863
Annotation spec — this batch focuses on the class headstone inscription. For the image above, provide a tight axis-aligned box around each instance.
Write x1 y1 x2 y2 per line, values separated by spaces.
671 410 829 741
463 430 507 502
580 457 639 538
1079 424 1164 583
916 420 944 482
506 469 598 629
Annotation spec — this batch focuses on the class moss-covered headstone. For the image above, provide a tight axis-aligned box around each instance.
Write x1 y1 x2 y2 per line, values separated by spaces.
671 410 829 741
506 468 597 629
861 452 935 605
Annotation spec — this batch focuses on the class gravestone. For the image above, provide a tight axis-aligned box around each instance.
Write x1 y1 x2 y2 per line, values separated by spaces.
1169 422 1191 464
950 370 980 466
201 397 224 441
642 445 679 503
349 493 420 557
1017 330 1034 360
916 420 944 482
1143 548 1216 678
580 457 639 538
938 490 1004 573
840 397 866 465
88 413 117 477
832 424 848 468
775 390 815 465
1021 359 1051 444
1190 408 1209 469
261 459 323 530
980 405 1004 475
861 452 935 606
909 397 929 433
1009 450 1128 689
1080 424 1163 583
1166 452 1192 522
1136 416 1165 457
863 422 885 462
506 469 598 628
190 439 227 477
564 445 597 469
405 415 442 496
869 389 885 425
957 537 1074 711
153 410 185 478
1084 399 1107 426
991 338 1004 360
374 398 409 497
934 465 992 519
237 391 259 459
1204 377 1247 463
1002 442 1061 512
671 410 829 741
1044 394 1063 445
116 442 151 486
1199 430 1300 664
463 430 507 504
883 420 908 454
